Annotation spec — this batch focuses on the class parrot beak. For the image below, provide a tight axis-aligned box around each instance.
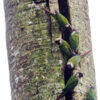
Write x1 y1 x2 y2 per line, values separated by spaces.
55 38 61 45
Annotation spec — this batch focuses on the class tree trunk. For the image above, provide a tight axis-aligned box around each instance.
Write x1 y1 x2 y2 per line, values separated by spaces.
4 0 97 100
68 0 97 99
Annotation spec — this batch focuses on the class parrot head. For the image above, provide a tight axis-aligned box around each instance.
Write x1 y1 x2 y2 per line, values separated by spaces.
55 38 63 45
76 72 83 79
89 85 95 89
67 62 74 69
91 86 95 89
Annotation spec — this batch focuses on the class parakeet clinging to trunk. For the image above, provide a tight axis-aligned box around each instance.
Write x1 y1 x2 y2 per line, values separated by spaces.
55 38 72 62
42 8 71 28
55 10 70 28
67 50 92 69
55 72 83 100
86 86 96 100
69 30 79 52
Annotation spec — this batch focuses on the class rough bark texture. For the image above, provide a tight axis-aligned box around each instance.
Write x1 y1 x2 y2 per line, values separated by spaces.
4 0 97 100
69 1 97 99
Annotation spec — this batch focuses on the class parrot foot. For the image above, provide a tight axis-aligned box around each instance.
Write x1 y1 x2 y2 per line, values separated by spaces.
75 50 78 54
73 90 80 94
73 91 77 94
79 62 81 68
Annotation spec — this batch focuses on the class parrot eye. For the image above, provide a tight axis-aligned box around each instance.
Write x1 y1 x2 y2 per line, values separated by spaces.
67 62 74 69
55 40 60 45
55 38 61 45
67 64 71 68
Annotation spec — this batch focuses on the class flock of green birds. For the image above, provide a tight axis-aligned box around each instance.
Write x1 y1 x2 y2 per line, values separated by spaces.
42 8 96 100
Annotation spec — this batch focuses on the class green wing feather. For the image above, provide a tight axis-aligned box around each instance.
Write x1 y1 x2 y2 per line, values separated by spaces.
69 33 79 51
67 55 81 67
62 75 78 95
59 40 72 61
55 12 69 27
65 75 78 90
87 87 96 100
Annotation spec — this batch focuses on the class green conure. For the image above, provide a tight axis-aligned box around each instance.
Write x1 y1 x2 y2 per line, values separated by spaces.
67 50 92 69
69 31 79 52
42 8 70 28
55 11 69 27
55 38 72 62
86 86 96 100
55 72 83 100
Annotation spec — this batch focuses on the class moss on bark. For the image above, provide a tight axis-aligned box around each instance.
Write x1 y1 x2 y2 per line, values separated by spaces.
4 0 97 100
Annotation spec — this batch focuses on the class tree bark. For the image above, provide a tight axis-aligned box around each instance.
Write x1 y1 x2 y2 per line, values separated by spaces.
69 0 97 99
4 0 97 100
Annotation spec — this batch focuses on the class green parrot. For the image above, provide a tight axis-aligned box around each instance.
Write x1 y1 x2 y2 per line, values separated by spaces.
55 10 70 27
55 38 72 62
42 8 70 28
67 50 92 69
86 86 96 100
55 72 83 100
69 30 79 52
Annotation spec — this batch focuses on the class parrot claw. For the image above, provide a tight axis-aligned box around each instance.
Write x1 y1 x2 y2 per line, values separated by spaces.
73 91 77 94
75 50 78 54
79 62 81 68
73 90 80 94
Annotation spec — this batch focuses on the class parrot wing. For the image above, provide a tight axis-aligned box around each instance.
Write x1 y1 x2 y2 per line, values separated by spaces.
67 55 81 68
59 40 72 61
56 12 69 27
69 33 79 51
64 75 78 91
87 87 96 100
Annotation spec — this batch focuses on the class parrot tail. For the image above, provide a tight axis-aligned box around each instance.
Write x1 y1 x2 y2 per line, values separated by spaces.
82 50 92 57
55 93 64 100
41 8 55 16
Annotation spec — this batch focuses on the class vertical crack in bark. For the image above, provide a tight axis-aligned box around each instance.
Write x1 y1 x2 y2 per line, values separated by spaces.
58 0 71 24
33 0 53 52
58 0 72 42
46 0 53 53
58 0 73 100
33 0 45 4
